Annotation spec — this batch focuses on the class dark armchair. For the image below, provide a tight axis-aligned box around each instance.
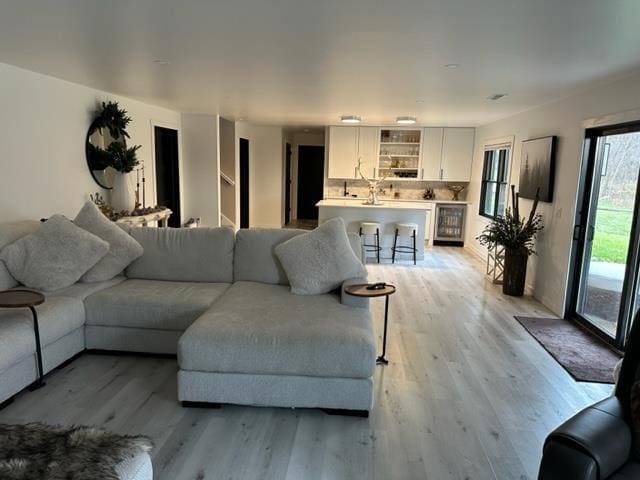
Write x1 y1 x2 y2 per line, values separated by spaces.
538 315 640 479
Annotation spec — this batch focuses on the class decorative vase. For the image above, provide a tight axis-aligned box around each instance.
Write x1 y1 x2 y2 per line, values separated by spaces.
111 172 134 212
503 247 528 296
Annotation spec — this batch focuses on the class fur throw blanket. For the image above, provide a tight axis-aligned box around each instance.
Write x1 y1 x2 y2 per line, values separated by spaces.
0 423 153 480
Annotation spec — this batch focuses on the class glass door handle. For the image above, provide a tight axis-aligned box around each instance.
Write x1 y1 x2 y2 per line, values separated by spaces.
587 225 595 242
573 224 582 240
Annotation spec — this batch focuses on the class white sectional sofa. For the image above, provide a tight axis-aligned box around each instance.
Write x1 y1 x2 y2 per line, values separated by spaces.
0 221 375 416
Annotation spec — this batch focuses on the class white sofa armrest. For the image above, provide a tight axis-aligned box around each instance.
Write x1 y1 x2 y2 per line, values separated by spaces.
341 277 370 308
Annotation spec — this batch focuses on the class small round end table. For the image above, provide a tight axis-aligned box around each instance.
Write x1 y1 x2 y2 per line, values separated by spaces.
0 289 46 389
344 283 396 365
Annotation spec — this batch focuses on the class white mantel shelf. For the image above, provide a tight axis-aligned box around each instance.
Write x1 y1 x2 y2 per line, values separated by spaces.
115 208 173 227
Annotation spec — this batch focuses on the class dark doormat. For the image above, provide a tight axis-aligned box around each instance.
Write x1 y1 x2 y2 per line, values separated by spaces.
514 316 622 384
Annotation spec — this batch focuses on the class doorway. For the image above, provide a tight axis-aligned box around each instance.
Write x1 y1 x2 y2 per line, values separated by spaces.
239 138 250 229
569 121 640 348
154 126 180 227
285 143 292 225
296 145 325 220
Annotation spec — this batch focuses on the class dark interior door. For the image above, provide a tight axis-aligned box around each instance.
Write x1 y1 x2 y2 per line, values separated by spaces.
154 126 180 227
285 143 292 225
297 145 325 220
240 138 250 228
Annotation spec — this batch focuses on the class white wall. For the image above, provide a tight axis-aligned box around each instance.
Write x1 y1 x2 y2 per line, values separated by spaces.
0 62 181 222
465 71 640 316
181 114 220 227
236 122 284 228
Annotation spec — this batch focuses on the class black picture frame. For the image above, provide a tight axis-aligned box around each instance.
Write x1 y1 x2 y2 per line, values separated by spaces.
519 136 557 202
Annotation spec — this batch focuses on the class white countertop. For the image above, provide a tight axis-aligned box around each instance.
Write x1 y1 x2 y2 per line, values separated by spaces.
319 198 469 209
324 196 468 204
317 199 434 210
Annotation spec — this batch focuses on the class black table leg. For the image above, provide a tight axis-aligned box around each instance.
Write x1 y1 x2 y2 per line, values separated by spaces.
27 306 46 390
376 295 390 365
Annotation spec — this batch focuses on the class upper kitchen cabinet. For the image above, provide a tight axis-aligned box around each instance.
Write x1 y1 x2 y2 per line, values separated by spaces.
327 126 359 179
327 126 378 179
422 128 444 181
422 127 475 181
377 128 422 180
357 127 378 178
441 128 475 181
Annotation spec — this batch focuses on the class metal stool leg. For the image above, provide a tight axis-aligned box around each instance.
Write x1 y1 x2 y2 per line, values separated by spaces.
375 229 380 263
392 229 398 264
413 230 417 265
359 228 365 263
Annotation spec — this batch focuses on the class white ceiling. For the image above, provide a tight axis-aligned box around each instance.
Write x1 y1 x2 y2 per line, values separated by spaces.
1 0 640 127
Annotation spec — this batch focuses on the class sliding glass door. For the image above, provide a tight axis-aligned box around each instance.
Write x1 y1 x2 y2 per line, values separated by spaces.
570 122 640 348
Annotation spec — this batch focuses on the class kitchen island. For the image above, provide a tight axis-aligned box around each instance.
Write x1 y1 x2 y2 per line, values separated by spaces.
317 198 434 261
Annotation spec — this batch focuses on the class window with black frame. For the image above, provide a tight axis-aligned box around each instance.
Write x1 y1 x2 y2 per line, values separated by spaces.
479 148 509 219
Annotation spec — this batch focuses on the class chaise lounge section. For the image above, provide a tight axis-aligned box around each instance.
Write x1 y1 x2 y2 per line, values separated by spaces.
177 229 376 413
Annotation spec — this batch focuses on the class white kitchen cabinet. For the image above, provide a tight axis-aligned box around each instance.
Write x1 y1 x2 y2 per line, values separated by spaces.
421 127 474 181
327 126 378 179
441 128 475 181
357 127 378 178
422 128 444 181
328 126 359 179
328 125 474 181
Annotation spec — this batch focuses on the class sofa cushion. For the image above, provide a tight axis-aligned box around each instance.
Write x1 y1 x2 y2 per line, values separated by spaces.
85 279 230 331
275 217 367 295
74 202 144 283
0 215 109 291
45 276 127 301
178 281 376 379
125 227 234 283
0 220 43 290
0 296 85 372
234 228 305 285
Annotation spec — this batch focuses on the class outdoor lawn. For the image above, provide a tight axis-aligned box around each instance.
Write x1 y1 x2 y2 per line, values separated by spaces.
592 203 633 264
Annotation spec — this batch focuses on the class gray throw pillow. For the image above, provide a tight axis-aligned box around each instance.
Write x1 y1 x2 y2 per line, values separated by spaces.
0 215 109 291
275 217 367 295
0 220 41 290
74 201 143 282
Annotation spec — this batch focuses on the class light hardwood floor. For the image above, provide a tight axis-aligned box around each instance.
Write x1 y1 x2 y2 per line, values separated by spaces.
0 248 611 480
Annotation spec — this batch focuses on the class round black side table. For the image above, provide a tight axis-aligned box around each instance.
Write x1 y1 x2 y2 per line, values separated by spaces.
344 283 396 365
0 289 46 389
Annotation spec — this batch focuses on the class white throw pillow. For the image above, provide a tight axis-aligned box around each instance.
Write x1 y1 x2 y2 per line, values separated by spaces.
0 215 109 291
74 201 143 282
275 217 367 295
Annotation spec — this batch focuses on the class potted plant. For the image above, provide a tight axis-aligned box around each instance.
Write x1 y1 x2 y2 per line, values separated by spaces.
477 186 544 296
87 102 142 212
108 142 142 212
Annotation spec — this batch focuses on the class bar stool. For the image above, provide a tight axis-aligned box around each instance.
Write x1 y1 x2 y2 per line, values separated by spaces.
392 222 418 265
359 221 381 264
